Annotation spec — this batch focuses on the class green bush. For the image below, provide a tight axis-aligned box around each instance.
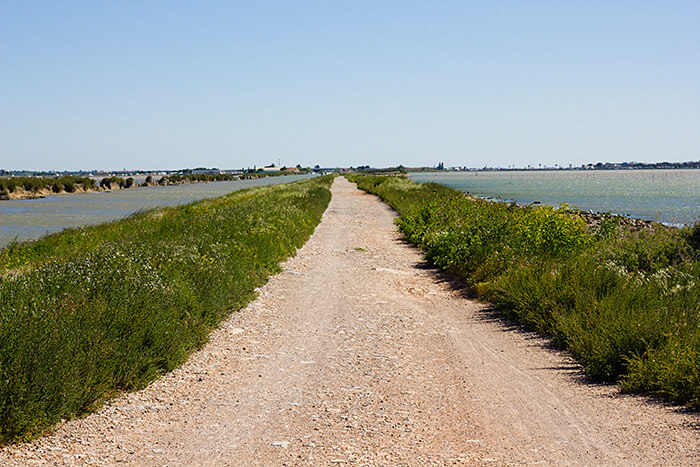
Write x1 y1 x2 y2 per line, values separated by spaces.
0 176 95 194
0 176 333 443
349 174 700 407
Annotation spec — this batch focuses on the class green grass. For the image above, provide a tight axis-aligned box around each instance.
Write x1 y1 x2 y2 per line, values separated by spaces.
348 174 700 407
0 176 333 443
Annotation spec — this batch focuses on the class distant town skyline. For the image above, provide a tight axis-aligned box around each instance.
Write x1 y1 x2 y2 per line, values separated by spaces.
2 1 699 171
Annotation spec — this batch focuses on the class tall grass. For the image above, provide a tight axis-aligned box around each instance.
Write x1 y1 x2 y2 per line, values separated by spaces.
349 174 700 407
0 176 333 443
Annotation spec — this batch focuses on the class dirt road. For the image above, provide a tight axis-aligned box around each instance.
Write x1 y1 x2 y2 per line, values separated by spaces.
2 177 697 465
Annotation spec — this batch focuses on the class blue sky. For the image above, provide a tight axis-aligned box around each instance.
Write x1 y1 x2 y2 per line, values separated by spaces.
1 1 699 170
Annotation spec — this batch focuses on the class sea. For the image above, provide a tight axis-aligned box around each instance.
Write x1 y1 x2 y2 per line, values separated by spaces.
409 169 699 226
0 174 313 247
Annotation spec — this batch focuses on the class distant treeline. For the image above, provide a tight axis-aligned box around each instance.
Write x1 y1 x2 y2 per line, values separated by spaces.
588 160 700 170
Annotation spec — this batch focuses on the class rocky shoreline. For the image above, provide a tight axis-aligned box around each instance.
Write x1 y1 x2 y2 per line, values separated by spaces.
461 192 672 234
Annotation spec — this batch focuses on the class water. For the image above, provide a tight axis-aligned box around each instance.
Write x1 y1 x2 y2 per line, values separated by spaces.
0 175 313 247
410 170 699 226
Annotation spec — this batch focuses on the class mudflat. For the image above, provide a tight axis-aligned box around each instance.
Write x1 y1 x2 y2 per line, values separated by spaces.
2 177 697 465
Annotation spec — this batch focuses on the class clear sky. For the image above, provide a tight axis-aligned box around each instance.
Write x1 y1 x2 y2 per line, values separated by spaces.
1 1 699 171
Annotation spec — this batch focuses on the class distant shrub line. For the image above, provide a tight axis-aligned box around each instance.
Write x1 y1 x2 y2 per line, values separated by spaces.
0 173 306 198
0 176 97 195
348 174 700 408
0 176 333 443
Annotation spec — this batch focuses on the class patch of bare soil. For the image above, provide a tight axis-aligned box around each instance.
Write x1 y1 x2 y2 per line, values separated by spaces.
1 177 697 465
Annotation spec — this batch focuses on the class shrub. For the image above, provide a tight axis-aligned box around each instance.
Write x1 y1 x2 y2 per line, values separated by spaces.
349 174 700 407
63 180 76 193
0 176 333 443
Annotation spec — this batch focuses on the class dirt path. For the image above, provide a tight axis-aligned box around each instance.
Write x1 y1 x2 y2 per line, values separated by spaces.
2 177 697 465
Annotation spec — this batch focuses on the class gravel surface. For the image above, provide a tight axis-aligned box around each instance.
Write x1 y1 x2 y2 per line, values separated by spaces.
1 177 698 465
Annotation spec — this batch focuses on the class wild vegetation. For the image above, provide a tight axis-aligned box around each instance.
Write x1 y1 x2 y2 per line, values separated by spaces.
0 173 312 200
0 176 333 443
348 174 700 408
156 171 293 185
0 175 97 196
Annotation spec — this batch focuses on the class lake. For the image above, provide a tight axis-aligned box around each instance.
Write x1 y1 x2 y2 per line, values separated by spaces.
409 169 699 226
0 174 313 247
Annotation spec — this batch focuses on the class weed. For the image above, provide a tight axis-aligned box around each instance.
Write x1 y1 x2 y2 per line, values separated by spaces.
349 174 700 408
0 176 333 443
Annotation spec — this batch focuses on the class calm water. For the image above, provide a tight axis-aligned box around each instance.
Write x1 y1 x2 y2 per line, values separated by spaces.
410 170 699 226
0 175 313 247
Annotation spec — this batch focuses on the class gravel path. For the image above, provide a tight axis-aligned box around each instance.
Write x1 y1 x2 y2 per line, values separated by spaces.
2 177 698 465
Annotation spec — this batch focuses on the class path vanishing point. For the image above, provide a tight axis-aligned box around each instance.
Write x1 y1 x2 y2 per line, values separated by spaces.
2 177 698 465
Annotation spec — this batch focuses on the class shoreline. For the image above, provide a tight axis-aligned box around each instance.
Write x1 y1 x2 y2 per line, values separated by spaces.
0 183 126 200
461 191 673 232
407 171 698 227
0 173 302 201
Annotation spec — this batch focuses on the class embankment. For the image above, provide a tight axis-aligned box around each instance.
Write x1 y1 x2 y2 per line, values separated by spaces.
348 174 700 407
0 176 333 443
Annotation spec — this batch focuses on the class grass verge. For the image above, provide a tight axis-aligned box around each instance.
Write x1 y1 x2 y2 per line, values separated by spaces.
0 176 333 443
348 174 700 408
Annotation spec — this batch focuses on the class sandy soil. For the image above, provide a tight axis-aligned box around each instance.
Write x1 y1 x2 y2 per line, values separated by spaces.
1 177 697 465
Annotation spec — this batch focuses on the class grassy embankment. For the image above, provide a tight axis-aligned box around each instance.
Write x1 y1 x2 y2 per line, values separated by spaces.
0 176 333 444
348 175 700 407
